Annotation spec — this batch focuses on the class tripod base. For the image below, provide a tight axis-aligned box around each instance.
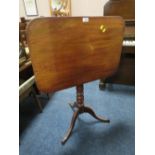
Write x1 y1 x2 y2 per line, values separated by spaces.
61 102 110 144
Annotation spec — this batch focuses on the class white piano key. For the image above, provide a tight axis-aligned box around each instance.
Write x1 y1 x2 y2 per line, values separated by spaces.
123 40 135 47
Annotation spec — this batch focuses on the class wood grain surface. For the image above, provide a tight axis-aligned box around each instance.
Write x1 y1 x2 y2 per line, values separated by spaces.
27 17 124 92
104 0 135 19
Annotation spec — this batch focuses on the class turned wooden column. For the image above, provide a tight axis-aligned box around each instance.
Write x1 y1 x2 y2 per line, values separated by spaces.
76 85 84 106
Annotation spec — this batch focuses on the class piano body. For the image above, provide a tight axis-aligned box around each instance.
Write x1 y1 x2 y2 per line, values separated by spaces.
99 0 135 89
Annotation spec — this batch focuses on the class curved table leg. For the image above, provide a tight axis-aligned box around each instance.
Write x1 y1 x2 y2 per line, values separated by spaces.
84 106 110 123
68 102 77 111
61 109 79 144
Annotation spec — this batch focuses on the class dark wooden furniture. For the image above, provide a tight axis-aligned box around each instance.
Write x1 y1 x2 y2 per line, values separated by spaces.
19 17 49 99
19 58 43 112
19 18 43 114
19 17 30 50
19 58 33 80
104 0 135 19
99 0 135 89
19 75 43 113
27 17 124 144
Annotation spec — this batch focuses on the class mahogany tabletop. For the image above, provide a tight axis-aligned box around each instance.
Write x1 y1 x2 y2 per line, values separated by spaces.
27 17 124 92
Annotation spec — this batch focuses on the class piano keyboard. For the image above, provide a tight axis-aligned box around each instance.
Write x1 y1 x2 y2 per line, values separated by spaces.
123 40 135 47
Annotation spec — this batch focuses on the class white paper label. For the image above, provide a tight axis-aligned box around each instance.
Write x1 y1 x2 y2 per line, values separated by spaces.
82 17 89 23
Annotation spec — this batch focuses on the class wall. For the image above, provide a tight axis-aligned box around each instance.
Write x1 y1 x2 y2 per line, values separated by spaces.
71 0 108 16
19 0 108 19
19 0 51 19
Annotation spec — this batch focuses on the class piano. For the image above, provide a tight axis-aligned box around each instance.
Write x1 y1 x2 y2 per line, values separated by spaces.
99 0 135 89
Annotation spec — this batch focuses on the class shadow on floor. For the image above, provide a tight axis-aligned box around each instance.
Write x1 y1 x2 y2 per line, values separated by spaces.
61 122 132 155
19 93 53 135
